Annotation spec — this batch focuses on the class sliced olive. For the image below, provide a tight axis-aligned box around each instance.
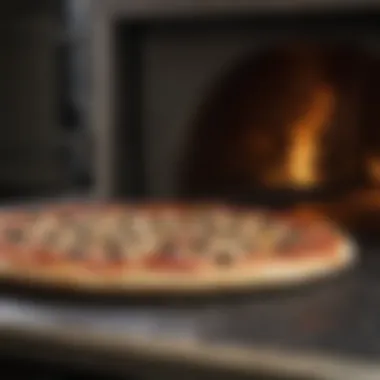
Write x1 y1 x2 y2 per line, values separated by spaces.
214 251 234 267
68 248 86 260
104 239 123 261
159 241 177 258
6 228 24 243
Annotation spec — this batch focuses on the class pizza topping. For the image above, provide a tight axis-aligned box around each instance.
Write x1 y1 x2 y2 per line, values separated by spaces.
56 227 81 254
191 235 209 253
104 239 123 262
118 215 134 232
6 228 25 244
104 215 124 235
43 229 59 247
30 215 61 244
131 214 152 232
155 222 179 240
239 213 267 239
159 241 178 258
206 238 243 264
211 210 233 233
277 230 300 252
250 220 291 255
68 247 86 261
123 228 140 245
75 226 91 244
214 251 234 267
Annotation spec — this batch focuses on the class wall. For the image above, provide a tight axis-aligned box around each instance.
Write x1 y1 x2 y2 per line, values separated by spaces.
0 5 64 195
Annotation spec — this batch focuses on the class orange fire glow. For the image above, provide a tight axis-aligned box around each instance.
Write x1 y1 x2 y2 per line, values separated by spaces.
287 84 335 188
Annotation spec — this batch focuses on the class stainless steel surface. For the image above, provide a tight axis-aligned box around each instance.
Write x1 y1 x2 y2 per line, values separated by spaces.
0 245 378 379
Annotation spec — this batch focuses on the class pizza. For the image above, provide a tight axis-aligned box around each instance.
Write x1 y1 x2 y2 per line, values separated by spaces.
0 203 357 293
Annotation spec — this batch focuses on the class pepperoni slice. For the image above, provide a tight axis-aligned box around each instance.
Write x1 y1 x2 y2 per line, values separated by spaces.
145 239 199 272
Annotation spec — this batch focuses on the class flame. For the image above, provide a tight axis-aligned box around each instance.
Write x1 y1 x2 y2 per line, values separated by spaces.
367 156 380 184
287 85 335 187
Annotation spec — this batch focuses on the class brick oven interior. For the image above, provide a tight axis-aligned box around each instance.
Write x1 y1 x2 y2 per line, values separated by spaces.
108 12 380 237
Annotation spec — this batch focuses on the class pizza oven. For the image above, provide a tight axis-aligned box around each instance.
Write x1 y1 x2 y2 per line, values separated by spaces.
88 1 380 235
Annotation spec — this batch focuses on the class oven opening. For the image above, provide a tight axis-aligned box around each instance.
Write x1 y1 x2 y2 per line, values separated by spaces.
111 16 380 237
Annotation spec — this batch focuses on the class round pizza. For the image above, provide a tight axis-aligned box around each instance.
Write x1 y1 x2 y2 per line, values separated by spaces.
0 203 357 293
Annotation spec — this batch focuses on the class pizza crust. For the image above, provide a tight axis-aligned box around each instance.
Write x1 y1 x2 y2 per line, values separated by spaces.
0 237 357 294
